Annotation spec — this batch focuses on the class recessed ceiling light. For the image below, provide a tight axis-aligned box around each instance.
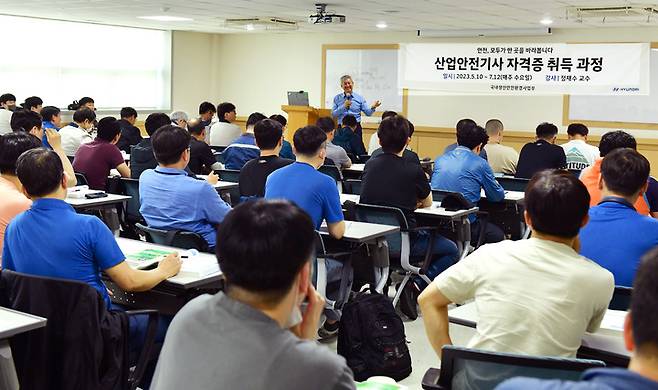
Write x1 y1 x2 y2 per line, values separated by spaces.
245 24 255 31
540 17 553 25
138 16 193 22
376 22 388 29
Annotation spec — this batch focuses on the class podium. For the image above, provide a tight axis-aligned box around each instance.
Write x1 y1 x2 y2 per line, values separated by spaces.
282 105 332 141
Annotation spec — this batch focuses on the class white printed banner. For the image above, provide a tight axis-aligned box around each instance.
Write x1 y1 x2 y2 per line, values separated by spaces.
399 43 650 95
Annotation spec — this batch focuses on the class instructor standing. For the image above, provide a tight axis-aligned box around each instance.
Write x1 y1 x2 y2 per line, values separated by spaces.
331 75 381 155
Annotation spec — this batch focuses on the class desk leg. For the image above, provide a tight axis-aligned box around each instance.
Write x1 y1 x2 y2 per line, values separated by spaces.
521 223 531 239
458 242 473 262
373 266 389 294
0 340 19 390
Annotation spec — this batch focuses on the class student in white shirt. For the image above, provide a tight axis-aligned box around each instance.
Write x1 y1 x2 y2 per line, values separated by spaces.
418 170 614 359
561 123 600 171
59 108 95 156
209 102 241 146
483 119 519 175
367 110 397 155
0 93 16 135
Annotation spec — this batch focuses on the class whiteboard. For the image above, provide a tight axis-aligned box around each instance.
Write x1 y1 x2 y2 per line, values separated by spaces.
324 48 403 114
569 49 658 125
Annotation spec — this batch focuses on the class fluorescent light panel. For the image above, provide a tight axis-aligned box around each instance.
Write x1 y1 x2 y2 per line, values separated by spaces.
138 16 193 22
417 27 552 38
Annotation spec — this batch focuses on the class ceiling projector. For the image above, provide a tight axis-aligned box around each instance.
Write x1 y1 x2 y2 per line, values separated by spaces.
309 3 346 24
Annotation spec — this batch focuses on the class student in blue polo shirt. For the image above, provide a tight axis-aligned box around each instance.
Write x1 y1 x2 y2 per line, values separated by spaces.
223 112 265 170
140 125 230 250
2 148 182 386
40 106 61 149
579 148 658 287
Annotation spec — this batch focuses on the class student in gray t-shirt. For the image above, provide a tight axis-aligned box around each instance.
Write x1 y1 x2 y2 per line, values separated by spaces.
317 116 352 169
150 200 355 390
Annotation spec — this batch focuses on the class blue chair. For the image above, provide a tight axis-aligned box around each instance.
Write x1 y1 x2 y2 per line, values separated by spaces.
135 223 209 252
422 345 605 390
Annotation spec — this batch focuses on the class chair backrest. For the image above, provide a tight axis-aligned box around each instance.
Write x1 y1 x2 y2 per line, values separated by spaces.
216 169 240 183
354 203 408 259
497 177 530 192
609 285 632 311
120 178 143 223
319 164 344 183
75 172 89 186
568 169 582 177
432 189 462 203
358 154 371 164
437 345 605 389
344 179 362 195
135 223 209 252
214 152 225 164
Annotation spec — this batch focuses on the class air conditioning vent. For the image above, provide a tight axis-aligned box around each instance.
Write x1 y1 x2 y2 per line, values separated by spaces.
568 5 658 22
224 17 298 31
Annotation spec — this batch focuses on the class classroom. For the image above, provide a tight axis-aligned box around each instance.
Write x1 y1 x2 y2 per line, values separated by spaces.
1 1 658 389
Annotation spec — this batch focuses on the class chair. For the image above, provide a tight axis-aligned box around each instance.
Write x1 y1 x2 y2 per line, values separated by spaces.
432 189 489 249
319 164 344 193
215 169 240 183
357 154 371 164
75 172 89 186
421 345 605 390
353 203 436 309
608 285 632 311
119 178 144 225
343 179 362 195
135 223 209 252
568 169 582 177
214 152 225 164
314 232 354 319
497 177 530 192
0 269 159 390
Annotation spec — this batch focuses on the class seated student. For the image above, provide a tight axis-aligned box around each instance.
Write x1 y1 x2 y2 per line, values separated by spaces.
150 200 355 390
431 123 506 244
332 115 360 156
116 107 142 154
130 112 170 179
579 130 652 215
483 119 518 175
140 125 230 249
223 112 266 170
59 108 95 156
3 147 181 384
209 102 240 146
444 119 488 161
73 117 130 190
367 110 397 154
497 247 658 390
170 111 189 129
360 116 458 301
40 106 61 149
198 101 216 133
265 125 346 339
269 114 296 160
371 117 421 165
579 149 658 287
419 170 614 359
187 118 222 175
78 96 95 111
239 119 293 199
0 130 76 261
21 96 43 114
317 116 352 169
561 123 599 171
515 122 566 179
0 93 16 135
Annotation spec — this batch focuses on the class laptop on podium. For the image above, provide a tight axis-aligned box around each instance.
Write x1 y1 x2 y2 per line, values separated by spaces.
287 91 309 106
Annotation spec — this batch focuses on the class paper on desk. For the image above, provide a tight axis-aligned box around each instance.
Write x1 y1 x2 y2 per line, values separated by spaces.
180 256 219 278
600 310 626 332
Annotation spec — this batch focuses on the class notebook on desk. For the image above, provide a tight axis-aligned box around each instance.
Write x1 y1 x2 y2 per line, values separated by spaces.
126 248 220 278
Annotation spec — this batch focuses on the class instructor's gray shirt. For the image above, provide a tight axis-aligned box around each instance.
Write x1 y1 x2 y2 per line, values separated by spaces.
151 292 356 390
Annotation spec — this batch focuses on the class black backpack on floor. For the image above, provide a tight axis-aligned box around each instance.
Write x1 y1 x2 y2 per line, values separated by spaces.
337 292 412 382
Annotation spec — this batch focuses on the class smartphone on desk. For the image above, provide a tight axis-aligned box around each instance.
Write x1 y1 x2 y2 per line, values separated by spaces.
85 192 108 199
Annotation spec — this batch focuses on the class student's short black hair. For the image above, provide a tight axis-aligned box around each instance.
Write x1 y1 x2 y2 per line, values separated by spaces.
377 115 409 154
96 117 121 142
246 112 267 128
316 117 336 133
601 148 650 197
567 123 589 137
0 132 42 174
342 115 357 128
254 119 283 150
456 118 476 132
120 107 137 119
216 199 315 303
525 170 590 238
187 120 205 136
0 93 16 104
79 97 94 106
293 126 327 157
599 130 637 157
407 119 415 138
382 110 397 120
41 106 60 122
218 102 236 122
457 124 488 150
198 101 216 115
151 124 191 165
22 96 43 110
269 114 287 127
73 108 96 124
631 248 658 356
16 148 63 197
536 122 558 139
10 110 42 132
144 113 171 136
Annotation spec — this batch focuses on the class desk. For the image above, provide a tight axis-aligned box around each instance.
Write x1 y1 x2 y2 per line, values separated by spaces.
105 238 223 315
478 189 527 239
344 163 365 174
448 302 629 367
65 192 131 210
0 308 47 390
480 189 524 204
